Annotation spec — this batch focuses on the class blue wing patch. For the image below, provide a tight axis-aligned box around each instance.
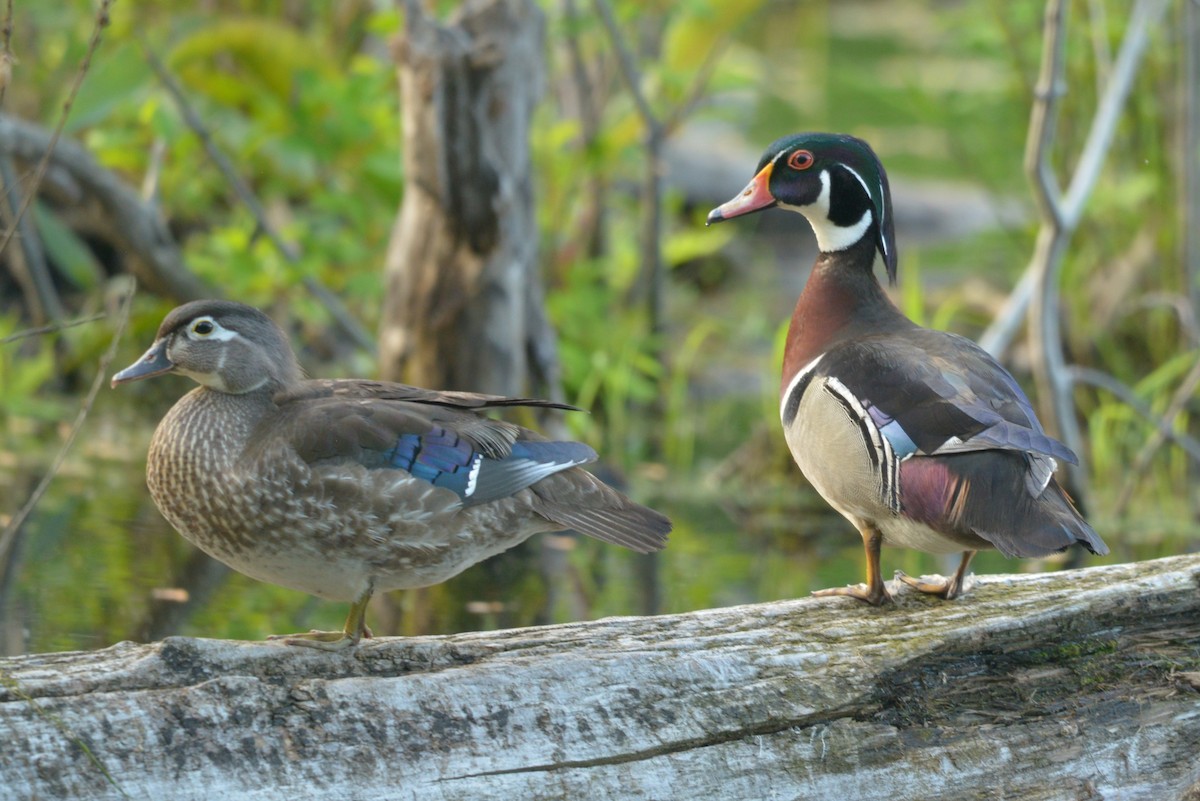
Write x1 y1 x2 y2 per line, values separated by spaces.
385 428 596 506
864 403 919 460
386 427 481 497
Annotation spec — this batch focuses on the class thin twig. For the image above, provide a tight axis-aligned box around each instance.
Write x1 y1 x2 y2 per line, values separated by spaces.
0 0 13 109
980 0 1170 359
139 38 376 355
1085 0 1112 99
139 40 300 262
0 312 106 344
591 0 665 338
1185 0 1200 321
662 33 730 137
0 0 112 266
1024 0 1067 228
1068 365 1200 466
1022 0 1168 513
591 0 660 133
591 0 665 614
0 154 62 324
1110 353 1200 517
0 281 135 566
1063 0 1166 226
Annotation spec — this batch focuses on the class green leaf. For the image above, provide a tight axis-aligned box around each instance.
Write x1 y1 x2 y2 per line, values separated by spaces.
60 41 152 132
34 202 105 291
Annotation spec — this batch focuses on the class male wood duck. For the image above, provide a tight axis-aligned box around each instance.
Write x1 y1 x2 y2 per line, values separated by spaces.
707 132 1107 604
113 300 670 648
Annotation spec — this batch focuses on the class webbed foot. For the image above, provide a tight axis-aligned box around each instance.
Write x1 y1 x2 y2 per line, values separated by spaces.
812 580 894 606
894 550 977 600
267 629 361 651
894 570 973 600
267 593 374 650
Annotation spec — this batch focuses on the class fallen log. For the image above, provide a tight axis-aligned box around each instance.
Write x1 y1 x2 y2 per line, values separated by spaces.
2 554 1198 800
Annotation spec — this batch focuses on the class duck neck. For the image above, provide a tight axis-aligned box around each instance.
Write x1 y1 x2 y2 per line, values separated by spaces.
780 236 911 395
153 385 278 469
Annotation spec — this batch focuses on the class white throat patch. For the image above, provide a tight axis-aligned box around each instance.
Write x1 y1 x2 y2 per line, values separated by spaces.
778 169 873 254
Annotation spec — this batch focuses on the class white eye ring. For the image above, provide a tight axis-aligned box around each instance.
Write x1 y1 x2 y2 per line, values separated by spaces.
191 318 216 337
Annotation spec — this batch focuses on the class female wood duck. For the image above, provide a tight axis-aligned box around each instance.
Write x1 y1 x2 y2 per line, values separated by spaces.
707 132 1107 604
113 300 670 648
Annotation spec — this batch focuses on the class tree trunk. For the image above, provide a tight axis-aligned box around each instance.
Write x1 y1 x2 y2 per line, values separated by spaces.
3 555 1199 800
379 0 559 399
377 0 565 636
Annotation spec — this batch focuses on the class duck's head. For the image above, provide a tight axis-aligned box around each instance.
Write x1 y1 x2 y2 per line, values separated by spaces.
112 299 301 394
707 132 897 284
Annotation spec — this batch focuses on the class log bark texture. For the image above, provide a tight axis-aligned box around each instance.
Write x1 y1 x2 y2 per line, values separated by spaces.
379 0 560 399
2 555 1199 800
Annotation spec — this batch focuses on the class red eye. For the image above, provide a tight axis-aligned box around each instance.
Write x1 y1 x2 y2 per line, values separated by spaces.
787 150 814 170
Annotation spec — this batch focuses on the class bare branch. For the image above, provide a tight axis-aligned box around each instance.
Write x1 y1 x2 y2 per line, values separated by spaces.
1017 0 1170 513
139 40 300 263
1185 0 1200 320
980 0 1171 360
0 0 112 271
0 113 209 301
977 267 1035 357
0 0 15 109
0 155 61 324
591 0 660 133
1067 365 1200 466
662 34 729 137
1023 0 1067 228
1061 0 1167 228
591 0 665 341
1111 353 1200 517
0 312 106 344
140 40 376 356
0 279 135 565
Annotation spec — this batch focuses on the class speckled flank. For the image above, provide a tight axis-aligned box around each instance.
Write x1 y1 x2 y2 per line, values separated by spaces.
147 387 559 601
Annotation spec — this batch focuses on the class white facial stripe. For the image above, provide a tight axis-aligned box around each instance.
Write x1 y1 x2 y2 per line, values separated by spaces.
839 163 871 202
780 353 824 423
840 163 888 260
188 316 240 342
780 170 872 254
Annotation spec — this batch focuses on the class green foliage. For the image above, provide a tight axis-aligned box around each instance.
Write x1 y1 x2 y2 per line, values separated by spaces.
3 0 1196 653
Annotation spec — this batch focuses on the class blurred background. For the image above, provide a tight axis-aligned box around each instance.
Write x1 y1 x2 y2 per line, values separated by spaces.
0 0 1196 655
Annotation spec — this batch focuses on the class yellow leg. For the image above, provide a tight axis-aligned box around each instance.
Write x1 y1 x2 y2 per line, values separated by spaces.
813 523 892 606
268 591 374 651
896 550 976 600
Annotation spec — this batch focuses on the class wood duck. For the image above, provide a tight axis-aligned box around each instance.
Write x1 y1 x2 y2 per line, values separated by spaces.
707 132 1107 604
113 300 670 648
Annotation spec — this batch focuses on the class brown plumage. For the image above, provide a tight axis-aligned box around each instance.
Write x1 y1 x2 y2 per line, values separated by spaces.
113 300 670 648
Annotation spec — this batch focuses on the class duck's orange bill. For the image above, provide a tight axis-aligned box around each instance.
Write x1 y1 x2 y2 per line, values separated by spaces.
706 161 776 225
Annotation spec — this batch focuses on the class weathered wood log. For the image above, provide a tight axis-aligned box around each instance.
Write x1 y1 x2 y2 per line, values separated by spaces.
2 555 1198 800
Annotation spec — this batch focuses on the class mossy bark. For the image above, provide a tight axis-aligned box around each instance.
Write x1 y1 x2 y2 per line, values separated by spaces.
2 555 1198 800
